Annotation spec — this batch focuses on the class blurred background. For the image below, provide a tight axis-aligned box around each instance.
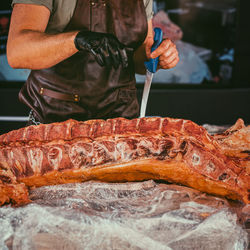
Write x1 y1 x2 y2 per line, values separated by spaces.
0 0 250 134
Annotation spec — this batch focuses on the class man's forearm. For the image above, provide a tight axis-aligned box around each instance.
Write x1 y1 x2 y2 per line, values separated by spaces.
7 30 78 70
7 4 79 70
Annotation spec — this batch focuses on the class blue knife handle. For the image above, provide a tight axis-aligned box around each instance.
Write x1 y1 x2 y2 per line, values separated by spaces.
144 27 163 73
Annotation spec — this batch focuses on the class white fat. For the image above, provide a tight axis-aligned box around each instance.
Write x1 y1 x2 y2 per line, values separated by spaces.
69 143 93 168
116 141 129 161
27 148 43 175
206 162 216 173
66 121 72 139
22 126 28 141
192 153 200 166
47 146 63 171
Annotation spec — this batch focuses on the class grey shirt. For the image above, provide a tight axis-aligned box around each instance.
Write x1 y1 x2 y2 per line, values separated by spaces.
12 0 153 33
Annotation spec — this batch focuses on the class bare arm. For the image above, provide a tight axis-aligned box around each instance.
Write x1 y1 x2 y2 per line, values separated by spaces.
7 4 78 70
133 19 179 75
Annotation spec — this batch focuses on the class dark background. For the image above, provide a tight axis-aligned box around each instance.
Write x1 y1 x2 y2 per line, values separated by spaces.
0 0 249 134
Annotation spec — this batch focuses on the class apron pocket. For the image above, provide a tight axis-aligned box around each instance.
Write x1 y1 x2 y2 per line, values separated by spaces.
39 87 80 102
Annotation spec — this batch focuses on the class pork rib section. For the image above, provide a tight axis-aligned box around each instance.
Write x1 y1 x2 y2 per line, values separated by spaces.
0 117 249 206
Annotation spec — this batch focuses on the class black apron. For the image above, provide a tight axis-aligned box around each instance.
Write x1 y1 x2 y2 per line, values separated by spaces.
19 0 148 123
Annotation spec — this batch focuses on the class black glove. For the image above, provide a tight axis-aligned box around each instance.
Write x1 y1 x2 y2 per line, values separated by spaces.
74 30 129 69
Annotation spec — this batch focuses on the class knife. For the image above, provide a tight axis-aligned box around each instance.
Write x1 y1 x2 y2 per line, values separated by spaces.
140 27 163 118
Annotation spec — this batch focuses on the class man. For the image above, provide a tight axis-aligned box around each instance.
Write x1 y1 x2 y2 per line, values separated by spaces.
7 0 179 124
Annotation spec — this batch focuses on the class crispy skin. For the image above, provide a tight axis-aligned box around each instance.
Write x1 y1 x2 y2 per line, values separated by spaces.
214 119 250 173
0 117 249 206
0 183 30 206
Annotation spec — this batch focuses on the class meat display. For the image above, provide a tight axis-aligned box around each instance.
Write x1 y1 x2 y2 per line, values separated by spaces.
0 117 249 206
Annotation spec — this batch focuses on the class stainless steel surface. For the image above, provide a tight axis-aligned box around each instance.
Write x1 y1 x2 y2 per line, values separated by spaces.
139 70 153 118
0 116 29 122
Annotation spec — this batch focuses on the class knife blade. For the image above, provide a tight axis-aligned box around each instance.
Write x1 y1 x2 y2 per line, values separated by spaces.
140 27 163 118
139 70 153 118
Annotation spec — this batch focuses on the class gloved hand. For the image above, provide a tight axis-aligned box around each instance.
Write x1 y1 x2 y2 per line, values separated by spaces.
74 30 129 69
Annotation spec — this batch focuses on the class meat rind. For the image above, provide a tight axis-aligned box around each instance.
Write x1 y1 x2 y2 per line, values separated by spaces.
0 183 30 206
214 119 250 174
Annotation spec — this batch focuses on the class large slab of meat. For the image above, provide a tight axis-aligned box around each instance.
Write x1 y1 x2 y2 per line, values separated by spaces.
0 117 249 206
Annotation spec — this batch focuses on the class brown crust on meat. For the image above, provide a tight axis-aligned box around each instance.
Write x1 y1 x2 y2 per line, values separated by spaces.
19 159 243 202
0 183 30 206
0 117 210 145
